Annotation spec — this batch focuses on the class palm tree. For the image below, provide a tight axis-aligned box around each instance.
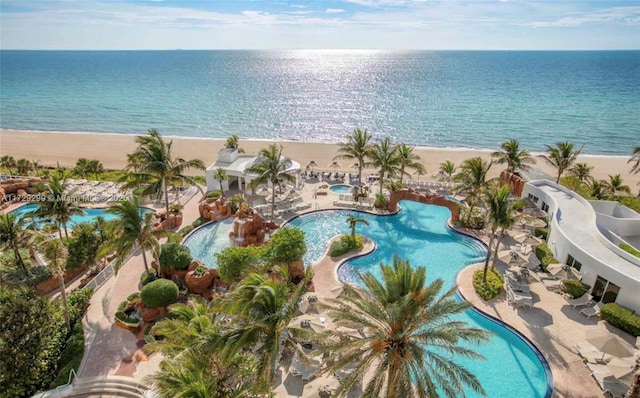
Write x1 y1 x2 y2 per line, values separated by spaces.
225 134 244 153
492 139 536 174
100 198 164 275
628 146 640 175
246 144 296 222
334 128 372 189
212 168 228 200
603 174 631 198
589 180 608 200
395 143 424 185
346 214 368 238
0 213 32 275
36 235 71 330
317 256 489 398
221 268 312 386
74 158 91 178
540 141 584 183
439 160 456 181
122 129 205 229
453 157 492 222
568 162 594 183
491 199 519 269
481 184 512 282
87 159 104 179
31 174 84 240
16 158 32 175
0 155 16 175
369 137 400 195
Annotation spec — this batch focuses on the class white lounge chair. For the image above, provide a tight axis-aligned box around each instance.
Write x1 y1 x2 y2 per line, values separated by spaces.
567 293 593 309
581 303 602 319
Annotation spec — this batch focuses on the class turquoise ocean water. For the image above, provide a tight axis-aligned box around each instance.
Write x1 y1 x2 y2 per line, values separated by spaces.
1 50 638 155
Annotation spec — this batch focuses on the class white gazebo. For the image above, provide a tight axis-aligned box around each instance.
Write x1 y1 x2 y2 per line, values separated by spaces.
205 148 301 193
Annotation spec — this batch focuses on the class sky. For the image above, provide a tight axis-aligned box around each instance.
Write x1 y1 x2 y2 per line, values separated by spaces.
1 0 639 50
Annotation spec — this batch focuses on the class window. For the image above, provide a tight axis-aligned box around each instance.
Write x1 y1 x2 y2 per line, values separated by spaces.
541 202 550 212
566 254 582 271
591 276 620 304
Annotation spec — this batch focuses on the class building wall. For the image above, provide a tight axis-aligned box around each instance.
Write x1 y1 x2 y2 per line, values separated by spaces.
522 181 640 313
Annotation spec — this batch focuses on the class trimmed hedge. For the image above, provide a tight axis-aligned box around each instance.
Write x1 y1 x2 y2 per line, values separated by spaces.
600 303 640 336
140 279 179 309
534 243 557 271
140 268 158 286
329 235 363 257
159 242 192 271
561 280 590 299
533 227 549 240
619 243 640 258
472 269 504 300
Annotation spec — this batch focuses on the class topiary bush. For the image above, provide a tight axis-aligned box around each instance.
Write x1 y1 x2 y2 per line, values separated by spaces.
561 279 590 299
472 269 504 300
329 235 363 257
534 243 557 271
140 268 158 286
159 242 192 271
267 227 307 265
206 190 222 198
140 279 179 309
600 303 640 336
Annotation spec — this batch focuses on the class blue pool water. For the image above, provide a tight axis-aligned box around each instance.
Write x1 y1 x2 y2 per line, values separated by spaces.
9 203 153 228
182 220 234 269
286 201 549 398
329 184 352 194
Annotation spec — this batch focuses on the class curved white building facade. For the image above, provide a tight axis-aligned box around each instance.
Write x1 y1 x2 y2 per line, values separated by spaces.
522 180 640 313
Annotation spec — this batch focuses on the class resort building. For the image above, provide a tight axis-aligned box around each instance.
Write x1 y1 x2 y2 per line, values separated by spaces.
205 148 301 192
523 179 640 313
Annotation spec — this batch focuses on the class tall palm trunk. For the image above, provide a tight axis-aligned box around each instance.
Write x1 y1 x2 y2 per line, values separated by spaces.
63 224 69 240
491 229 507 270
379 171 384 195
483 228 496 283
164 180 172 229
271 188 276 222
141 246 150 275
57 224 63 241
58 273 71 331
12 244 28 274
399 164 405 185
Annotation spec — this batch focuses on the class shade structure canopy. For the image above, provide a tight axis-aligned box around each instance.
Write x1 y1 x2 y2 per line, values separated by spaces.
547 263 582 280
513 232 543 246
586 329 636 358
329 161 341 168
328 285 344 299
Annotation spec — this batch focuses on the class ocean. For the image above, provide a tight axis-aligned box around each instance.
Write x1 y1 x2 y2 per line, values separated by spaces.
1 50 639 155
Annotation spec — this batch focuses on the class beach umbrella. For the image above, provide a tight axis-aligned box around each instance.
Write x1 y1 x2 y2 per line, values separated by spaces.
329 161 341 169
307 161 318 171
497 250 522 265
547 263 582 280
514 233 543 247
606 357 636 384
328 285 344 299
586 331 635 358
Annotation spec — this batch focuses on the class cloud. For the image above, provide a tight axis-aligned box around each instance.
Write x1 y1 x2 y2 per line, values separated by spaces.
524 6 640 28
326 8 345 14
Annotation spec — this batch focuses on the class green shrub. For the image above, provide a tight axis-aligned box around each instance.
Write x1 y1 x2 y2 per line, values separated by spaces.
66 223 101 270
49 322 84 389
115 310 140 325
216 245 262 284
374 193 388 209
179 217 208 237
140 268 158 286
67 288 94 326
0 249 51 287
267 227 307 265
472 269 504 300
600 303 640 336
534 243 557 271
533 227 549 240
329 235 363 257
619 243 640 258
617 196 640 214
159 242 192 271
561 280 590 299
206 190 222 198
141 279 179 308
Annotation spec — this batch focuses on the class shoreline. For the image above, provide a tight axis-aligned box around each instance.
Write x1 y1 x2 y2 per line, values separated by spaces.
1 129 637 189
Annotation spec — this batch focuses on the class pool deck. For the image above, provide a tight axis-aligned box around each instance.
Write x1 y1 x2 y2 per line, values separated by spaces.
65 179 637 397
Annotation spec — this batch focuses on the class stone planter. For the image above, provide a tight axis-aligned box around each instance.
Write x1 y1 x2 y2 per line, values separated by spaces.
185 270 214 294
138 304 167 323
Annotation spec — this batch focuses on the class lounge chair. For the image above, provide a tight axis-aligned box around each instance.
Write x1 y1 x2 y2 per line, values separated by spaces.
567 293 593 309
581 303 602 319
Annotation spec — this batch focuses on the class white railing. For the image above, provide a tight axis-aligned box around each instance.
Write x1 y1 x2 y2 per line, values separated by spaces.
84 262 115 291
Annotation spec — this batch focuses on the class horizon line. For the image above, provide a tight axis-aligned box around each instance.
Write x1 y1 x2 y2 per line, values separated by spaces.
2 48 640 52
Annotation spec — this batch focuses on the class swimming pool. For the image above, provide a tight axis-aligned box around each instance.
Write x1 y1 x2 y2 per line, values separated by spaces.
329 184 353 194
286 201 550 398
182 219 234 269
8 203 153 228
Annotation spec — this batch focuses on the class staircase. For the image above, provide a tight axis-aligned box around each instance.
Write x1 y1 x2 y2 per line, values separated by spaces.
35 376 154 398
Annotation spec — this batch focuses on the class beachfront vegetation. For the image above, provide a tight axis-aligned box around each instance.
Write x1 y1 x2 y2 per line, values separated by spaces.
541 141 584 184
0 286 93 398
370 137 401 195
0 155 17 174
317 257 489 398
568 162 594 183
473 268 504 300
329 234 364 257
225 133 244 153
454 157 492 226
141 278 179 309
334 128 372 190
246 144 296 222
481 184 513 282
395 143 425 185
0 212 33 274
561 280 590 299
600 303 640 337
492 139 535 174
100 198 164 275
629 146 640 176
159 242 192 271
121 128 205 229
602 174 631 197
74 158 104 179
439 160 456 181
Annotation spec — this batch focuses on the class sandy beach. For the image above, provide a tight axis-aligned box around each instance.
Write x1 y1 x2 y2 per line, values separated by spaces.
1 129 638 191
